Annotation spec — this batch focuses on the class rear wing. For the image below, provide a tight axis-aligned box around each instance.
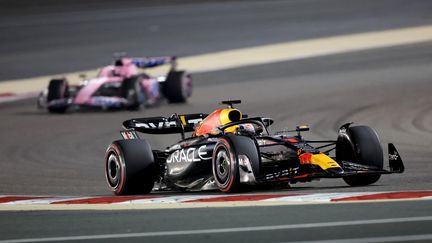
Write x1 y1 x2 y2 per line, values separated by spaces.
122 113 207 135
131 56 175 69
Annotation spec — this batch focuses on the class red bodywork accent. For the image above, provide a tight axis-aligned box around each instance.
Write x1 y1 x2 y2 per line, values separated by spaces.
193 109 223 137
299 153 313 165
285 138 299 143
292 174 312 180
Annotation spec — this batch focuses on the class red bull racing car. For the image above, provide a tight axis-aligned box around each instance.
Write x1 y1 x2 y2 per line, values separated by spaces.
37 55 192 113
105 100 404 195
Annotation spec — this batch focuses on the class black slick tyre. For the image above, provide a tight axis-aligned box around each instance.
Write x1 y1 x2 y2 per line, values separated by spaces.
212 135 260 193
336 125 383 186
105 139 156 195
163 71 192 103
212 137 240 193
47 79 69 113
121 76 143 110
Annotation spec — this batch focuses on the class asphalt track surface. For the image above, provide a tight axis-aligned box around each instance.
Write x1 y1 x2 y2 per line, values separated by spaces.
1 0 432 80
1 201 432 242
1 0 432 242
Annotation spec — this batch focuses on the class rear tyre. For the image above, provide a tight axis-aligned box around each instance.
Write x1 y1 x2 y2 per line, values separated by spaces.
162 71 192 103
121 76 144 110
47 79 69 113
105 139 156 195
336 125 383 186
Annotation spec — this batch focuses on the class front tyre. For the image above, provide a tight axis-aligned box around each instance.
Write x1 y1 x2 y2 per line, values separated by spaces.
105 139 156 195
337 125 383 186
121 76 144 110
47 79 70 113
212 138 240 193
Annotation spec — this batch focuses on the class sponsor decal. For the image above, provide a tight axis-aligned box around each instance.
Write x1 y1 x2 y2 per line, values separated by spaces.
136 121 177 129
188 118 203 125
257 139 277 146
263 167 299 180
120 130 139 140
167 145 211 163
389 151 399 161
91 96 125 107
135 117 203 129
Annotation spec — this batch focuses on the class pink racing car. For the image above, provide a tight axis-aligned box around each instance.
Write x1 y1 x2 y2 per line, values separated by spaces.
37 56 192 113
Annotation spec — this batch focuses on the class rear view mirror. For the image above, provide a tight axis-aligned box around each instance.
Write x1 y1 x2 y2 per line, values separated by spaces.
296 125 310 132
262 118 274 127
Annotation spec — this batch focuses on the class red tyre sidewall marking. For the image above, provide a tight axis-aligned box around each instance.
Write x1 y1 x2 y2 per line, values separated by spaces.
105 143 126 194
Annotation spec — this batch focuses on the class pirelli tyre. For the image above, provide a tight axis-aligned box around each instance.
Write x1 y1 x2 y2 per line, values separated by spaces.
336 125 384 186
212 135 260 193
105 139 156 195
163 71 192 103
47 78 70 113
121 76 144 110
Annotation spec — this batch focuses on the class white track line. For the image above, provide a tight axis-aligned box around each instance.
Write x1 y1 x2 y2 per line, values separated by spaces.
115 195 229 204
1 25 432 96
3 197 93 205
262 192 381 202
177 25 432 73
1 216 432 243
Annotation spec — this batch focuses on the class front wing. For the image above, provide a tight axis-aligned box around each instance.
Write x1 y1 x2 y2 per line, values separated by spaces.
257 143 404 183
